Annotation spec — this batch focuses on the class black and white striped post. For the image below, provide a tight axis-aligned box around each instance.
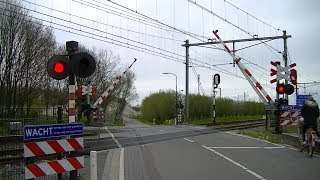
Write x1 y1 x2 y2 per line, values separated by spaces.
213 74 220 123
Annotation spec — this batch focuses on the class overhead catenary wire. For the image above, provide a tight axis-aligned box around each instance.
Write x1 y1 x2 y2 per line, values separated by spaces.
6 0 289 93
186 0 283 61
74 0 271 78
224 0 280 32
2 3 250 82
17 0 248 79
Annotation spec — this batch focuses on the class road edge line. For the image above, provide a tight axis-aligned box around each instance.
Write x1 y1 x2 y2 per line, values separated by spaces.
119 148 124 180
105 127 122 148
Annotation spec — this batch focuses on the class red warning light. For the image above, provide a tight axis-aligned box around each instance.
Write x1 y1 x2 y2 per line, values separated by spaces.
278 86 284 93
54 62 65 74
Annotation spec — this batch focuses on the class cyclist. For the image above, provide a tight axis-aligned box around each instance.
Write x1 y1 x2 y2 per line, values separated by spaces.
300 96 320 143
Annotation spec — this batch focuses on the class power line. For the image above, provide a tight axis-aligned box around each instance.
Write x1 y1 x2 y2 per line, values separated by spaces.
224 0 280 32
3 0 274 83
22 0 184 43
19 0 246 78
13 3 187 60
186 0 283 59
101 0 212 42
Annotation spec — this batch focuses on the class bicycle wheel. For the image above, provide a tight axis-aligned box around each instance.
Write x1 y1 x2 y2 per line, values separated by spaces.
299 142 304 152
306 139 314 157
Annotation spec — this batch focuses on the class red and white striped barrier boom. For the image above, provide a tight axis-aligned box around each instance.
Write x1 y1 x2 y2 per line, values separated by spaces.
92 58 137 108
24 137 83 158
25 156 84 179
212 30 274 105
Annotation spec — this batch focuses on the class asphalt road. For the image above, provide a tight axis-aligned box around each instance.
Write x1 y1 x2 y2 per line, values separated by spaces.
83 118 320 180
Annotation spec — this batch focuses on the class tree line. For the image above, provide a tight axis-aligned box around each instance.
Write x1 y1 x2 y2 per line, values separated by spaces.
140 90 264 124
0 0 137 120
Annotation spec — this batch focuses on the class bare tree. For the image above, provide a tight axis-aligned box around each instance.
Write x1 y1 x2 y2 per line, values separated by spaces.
0 0 56 113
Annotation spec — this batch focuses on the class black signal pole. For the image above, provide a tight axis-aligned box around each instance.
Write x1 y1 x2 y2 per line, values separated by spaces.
66 41 78 180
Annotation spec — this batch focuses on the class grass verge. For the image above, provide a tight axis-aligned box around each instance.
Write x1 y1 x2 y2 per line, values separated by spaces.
238 130 282 144
114 120 125 126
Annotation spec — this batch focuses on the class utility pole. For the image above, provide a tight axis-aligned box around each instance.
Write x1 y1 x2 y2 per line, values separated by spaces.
219 87 221 98
283 30 288 101
185 40 189 123
243 92 246 102
232 42 236 67
198 74 200 95
212 86 216 123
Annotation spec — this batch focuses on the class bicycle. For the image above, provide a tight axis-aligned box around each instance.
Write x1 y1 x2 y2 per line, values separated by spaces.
299 121 316 157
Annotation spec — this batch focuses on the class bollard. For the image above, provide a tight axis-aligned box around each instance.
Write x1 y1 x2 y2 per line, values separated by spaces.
90 151 97 180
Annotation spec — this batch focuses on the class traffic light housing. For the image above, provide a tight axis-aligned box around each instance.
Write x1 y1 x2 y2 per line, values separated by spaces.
71 53 96 78
47 53 96 80
276 83 294 95
47 55 70 80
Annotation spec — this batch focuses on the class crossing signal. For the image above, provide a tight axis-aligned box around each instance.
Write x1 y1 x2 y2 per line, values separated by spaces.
47 55 70 80
71 53 96 78
276 83 294 95
47 53 96 80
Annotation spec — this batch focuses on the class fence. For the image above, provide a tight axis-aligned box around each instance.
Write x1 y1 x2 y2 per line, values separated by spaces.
0 107 69 179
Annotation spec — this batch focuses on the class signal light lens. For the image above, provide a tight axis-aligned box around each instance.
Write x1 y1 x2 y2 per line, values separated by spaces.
276 84 285 94
47 55 70 80
278 86 284 93
53 62 65 73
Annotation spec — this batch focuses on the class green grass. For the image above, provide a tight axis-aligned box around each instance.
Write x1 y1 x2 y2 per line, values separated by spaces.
114 120 125 126
163 119 175 125
190 115 265 125
239 130 282 144
131 115 154 125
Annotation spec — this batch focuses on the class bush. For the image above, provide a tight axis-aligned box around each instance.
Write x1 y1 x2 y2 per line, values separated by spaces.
140 91 265 124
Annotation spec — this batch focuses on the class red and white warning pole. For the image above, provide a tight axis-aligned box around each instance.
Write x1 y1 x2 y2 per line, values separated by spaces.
69 84 76 123
212 30 274 105
92 58 137 109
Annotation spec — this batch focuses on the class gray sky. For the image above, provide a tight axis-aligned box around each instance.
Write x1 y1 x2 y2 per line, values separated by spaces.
25 0 320 105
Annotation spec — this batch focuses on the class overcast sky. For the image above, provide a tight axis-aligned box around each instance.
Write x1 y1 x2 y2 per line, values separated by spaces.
25 0 320 105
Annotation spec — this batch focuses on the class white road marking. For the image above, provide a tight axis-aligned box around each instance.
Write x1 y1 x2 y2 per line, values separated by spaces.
105 127 124 180
119 148 124 180
263 147 284 149
159 130 165 132
207 146 284 149
105 127 122 148
184 138 195 143
225 131 284 148
202 145 267 180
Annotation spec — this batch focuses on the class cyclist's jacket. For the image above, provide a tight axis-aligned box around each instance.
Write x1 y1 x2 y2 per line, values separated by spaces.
301 99 319 125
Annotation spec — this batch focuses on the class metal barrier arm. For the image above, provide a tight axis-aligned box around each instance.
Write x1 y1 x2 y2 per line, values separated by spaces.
212 30 274 105
91 58 137 109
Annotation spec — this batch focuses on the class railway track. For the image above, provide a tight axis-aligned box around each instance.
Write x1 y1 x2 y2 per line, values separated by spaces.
0 119 275 162
209 119 275 131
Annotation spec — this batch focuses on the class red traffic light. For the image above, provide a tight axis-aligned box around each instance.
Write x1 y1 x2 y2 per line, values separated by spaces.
53 62 65 73
276 84 285 94
276 83 294 95
47 55 70 80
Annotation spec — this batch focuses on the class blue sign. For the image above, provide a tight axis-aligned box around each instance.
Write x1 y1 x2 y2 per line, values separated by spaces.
280 105 302 111
296 95 309 106
23 123 83 140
